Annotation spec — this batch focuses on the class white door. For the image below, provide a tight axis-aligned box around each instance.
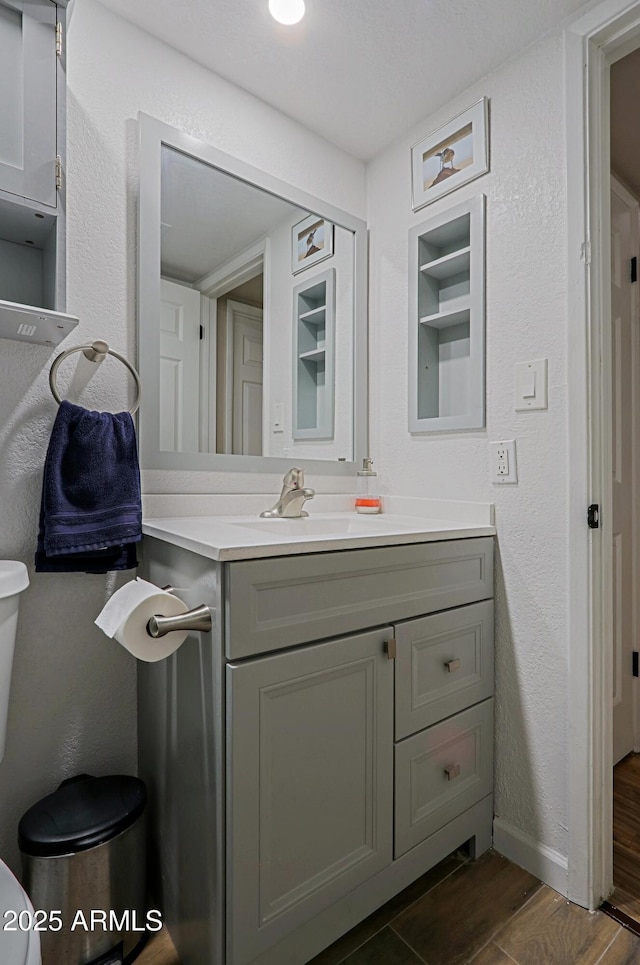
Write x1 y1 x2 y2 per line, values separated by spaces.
227 300 263 456
611 177 639 765
160 279 201 452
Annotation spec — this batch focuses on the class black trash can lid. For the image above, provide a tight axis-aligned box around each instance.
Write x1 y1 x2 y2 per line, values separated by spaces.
18 775 146 857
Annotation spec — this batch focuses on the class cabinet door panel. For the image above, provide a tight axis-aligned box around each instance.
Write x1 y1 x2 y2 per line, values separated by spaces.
0 0 57 207
394 699 493 858
227 628 393 965
395 600 494 739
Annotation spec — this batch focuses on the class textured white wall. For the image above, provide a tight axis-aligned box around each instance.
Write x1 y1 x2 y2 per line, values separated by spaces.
367 33 570 860
0 0 365 871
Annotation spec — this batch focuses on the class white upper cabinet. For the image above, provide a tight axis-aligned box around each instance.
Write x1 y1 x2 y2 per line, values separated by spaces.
0 0 77 345
408 194 485 432
0 0 58 208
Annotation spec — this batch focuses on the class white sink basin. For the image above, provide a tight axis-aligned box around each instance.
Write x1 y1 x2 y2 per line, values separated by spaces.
229 515 417 538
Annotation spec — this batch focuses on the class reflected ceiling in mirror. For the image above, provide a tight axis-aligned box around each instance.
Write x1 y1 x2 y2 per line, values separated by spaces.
138 113 367 474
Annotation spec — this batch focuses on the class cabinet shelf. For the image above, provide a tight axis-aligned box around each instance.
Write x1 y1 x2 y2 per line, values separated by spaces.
419 303 470 330
0 300 78 347
299 348 326 362
299 306 326 323
420 246 471 280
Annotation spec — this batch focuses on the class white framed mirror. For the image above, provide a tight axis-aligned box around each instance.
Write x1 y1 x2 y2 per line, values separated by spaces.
137 113 368 475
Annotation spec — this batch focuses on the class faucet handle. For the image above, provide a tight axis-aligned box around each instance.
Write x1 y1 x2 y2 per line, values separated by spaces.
282 467 305 491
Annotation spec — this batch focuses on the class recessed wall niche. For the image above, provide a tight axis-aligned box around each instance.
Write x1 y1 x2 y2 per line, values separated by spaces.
293 267 335 440
408 194 485 432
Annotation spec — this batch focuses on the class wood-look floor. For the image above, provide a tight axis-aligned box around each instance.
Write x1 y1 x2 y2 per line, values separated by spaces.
613 752 640 898
142 846 640 965
608 750 640 929
137 927 180 965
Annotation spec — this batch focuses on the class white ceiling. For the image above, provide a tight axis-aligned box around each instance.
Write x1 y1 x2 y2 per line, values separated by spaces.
160 146 302 282
98 0 595 160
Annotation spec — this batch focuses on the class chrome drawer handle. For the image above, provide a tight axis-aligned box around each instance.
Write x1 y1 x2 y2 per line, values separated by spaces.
445 658 461 673
444 764 461 781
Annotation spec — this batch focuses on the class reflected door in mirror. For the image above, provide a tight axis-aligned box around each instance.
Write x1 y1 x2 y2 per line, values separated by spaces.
160 279 201 452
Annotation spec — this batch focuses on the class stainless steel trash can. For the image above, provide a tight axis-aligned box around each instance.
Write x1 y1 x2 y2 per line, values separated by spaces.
18 775 148 965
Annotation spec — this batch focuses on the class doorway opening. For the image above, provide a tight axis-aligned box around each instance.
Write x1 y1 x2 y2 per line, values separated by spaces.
607 47 640 924
566 0 640 916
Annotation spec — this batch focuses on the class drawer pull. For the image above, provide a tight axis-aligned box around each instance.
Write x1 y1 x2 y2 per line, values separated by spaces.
384 638 397 660
444 763 461 781
445 658 461 673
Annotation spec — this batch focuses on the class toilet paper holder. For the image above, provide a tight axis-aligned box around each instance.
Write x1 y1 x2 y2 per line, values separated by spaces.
146 588 213 638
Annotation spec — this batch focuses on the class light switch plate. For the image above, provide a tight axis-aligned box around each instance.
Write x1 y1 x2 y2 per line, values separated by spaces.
271 402 284 433
515 358 548 411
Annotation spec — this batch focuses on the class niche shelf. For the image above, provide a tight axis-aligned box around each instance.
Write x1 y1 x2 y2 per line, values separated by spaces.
293 268 335 440
409 195 485 432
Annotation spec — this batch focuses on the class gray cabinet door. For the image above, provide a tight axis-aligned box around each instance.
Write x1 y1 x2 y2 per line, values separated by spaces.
0 0 57 207
395 600 494 739
226 627 394 965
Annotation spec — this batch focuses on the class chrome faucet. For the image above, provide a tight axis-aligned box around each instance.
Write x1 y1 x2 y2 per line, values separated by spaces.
260 468 315 518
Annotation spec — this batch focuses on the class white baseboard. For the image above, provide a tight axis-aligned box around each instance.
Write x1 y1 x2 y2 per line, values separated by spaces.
493 817 569 896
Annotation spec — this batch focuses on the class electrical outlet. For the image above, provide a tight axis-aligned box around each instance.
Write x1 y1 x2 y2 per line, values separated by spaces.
491 440 518 484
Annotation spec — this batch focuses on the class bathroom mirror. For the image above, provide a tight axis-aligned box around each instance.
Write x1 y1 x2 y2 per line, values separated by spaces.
138 113 368 474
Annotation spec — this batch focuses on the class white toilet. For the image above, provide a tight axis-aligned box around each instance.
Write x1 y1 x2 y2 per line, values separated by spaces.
0 861 41 965
0 561 41 965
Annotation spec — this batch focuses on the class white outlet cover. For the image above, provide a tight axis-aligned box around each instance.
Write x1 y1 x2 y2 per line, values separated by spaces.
491 439 518 484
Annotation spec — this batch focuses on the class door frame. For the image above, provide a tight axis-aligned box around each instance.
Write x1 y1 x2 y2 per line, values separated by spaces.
565 0 640 910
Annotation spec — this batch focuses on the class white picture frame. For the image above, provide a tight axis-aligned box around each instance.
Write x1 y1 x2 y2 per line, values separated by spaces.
291 213 334 274
411 98 489 211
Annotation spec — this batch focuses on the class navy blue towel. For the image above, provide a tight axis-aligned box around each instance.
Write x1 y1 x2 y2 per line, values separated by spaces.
35 400 142 573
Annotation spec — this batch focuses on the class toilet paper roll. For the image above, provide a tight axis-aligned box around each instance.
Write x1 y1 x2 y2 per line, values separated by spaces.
95 578 190 663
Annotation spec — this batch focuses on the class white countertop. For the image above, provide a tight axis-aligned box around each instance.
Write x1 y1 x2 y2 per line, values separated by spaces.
142 511 496 562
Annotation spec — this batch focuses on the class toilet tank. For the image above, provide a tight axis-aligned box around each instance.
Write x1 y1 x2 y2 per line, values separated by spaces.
0 562 29 761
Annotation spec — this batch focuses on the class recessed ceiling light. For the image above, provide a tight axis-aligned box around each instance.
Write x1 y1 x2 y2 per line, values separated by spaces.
268 0 305 25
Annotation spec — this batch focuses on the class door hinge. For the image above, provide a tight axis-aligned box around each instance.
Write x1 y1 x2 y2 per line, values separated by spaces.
581 240 591 266
56 21 63 57
55 156 63 191
384 638 397 660
587 504 599 529
633 652 639 678
632 257 638 284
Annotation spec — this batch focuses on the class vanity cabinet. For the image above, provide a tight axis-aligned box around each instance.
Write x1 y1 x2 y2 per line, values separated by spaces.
0 0 77 345
408 194 485 432
139 535 495 965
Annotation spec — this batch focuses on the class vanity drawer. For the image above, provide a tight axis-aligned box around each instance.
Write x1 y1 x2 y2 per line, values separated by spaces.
394 699 493 859
225 537 494 659
394 600 494 740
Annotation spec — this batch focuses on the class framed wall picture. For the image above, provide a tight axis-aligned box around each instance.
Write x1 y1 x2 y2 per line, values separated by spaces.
411 98 489 211
292 214 334 274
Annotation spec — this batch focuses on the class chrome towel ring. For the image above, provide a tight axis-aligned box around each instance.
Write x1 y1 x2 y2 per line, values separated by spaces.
49 339 141 415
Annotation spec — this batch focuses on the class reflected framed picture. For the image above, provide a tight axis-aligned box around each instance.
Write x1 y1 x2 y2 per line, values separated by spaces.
411 98 489 211
291 214 334 274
